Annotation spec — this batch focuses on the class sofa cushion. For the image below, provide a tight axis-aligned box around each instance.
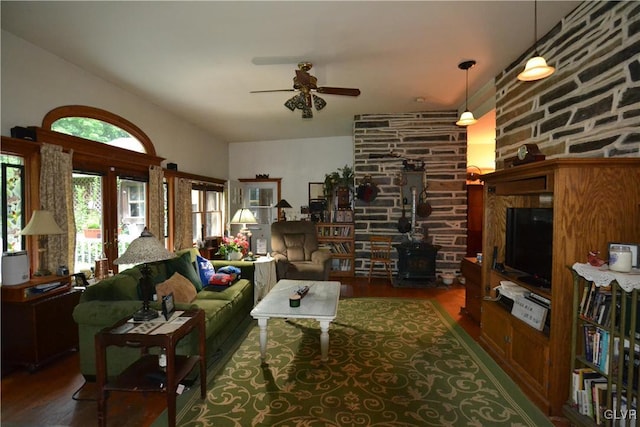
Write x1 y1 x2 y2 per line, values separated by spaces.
284 233 306 261
166 252 203 292
206 273 234 286
156 272 197 303
196 255 216 287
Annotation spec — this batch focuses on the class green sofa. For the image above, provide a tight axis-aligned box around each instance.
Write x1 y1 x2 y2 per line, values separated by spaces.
72 248 254 380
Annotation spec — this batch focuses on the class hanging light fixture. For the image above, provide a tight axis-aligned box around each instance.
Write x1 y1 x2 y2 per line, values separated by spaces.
518 0 555 81
456 60 477 127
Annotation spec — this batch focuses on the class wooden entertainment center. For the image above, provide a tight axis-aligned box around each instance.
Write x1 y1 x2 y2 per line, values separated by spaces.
479 159 640 416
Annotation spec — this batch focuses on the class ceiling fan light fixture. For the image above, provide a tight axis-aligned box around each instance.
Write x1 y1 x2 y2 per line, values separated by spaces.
284 97 297 111
313 94 326 111
518 0 555 82
456 59 477 127
456 110 477 126
517 55 555 81
302 107 313 119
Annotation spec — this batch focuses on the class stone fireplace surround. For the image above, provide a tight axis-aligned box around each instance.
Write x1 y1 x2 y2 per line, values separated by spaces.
353 111 467 280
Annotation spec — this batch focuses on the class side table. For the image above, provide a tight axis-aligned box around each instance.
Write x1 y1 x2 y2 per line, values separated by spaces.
95 309 206 427
1 275 80 371
252 256 277 304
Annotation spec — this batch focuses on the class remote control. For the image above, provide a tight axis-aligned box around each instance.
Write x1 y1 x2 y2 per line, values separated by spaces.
297 286 310 298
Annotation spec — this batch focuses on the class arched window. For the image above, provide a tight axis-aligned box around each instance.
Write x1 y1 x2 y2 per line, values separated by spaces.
42 105 156 156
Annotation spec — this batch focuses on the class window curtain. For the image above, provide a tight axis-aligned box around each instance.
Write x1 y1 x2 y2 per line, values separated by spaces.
148 165 164 240
174 178 193 250
39 144 75 272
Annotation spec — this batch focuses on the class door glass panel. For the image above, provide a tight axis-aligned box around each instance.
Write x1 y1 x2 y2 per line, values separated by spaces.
73 173 104 273
117 178 147 270
240 181 278 254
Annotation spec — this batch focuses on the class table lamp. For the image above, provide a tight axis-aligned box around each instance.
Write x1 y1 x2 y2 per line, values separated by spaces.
230 208 258 257
114 227 175 321
20 210 64 276
274 199 292 221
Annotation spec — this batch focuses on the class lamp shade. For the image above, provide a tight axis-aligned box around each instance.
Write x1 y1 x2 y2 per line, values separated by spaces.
20 210 63 235
230 208 257 224
517 56 555 81
113 228 174 265
456 110 477 127
274 199 292 209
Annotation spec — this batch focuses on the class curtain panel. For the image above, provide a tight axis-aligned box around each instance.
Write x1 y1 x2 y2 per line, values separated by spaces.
174 178 193 251
148 165 164 240
39 144 75 272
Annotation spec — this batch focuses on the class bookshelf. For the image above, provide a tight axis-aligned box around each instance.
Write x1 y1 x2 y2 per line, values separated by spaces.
564 264 640 426
316 222 355 278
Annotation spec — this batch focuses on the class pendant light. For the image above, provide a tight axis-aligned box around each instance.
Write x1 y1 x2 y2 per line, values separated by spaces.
518 0 555 81
456 60 477 127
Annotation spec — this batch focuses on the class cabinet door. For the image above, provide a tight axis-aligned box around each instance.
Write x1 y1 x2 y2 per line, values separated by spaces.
481 302 511 360
510 319 550 400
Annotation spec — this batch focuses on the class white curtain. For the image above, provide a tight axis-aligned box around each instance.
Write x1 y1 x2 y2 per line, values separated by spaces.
39 144 75 272
148 165 165 240
174 178 193 250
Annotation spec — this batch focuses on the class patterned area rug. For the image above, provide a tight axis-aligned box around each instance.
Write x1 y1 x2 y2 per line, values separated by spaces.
157 298 552 426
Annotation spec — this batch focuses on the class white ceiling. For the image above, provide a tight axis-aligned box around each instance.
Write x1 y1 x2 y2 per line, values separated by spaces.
1 1 581 143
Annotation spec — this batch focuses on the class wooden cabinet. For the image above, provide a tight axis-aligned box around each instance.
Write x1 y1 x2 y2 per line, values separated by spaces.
316 222 355 278
479 159 640 416
460 257 482 324
1 276 81 371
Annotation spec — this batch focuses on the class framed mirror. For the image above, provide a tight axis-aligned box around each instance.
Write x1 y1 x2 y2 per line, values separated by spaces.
308 182 325 202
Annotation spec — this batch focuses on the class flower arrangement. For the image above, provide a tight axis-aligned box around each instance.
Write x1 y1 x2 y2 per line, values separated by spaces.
216 233 249 257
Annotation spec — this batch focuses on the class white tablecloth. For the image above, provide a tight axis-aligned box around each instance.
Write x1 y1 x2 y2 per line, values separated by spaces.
253 257 277 304
572 262 640 292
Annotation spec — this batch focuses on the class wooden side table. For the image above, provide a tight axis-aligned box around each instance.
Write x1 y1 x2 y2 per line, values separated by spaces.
95 309 206 427
1 275 80 371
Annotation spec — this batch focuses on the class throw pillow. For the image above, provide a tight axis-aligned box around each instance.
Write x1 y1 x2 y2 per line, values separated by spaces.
156 272 197 304
283 233 306 261
196 255 216 287
166 252 203 292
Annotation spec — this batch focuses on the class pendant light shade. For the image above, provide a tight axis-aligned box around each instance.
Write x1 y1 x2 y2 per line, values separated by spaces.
456 60 477 127
518 0 555 82
456 110 477 127
517 56 555 81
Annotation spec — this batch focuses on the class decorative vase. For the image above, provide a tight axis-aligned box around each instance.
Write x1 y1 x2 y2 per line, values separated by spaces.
227 251 243 261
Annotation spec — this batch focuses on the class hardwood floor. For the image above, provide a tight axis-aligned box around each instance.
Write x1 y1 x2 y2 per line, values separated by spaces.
0 278 563 426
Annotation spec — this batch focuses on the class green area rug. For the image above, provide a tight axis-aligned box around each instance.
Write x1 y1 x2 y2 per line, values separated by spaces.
158 298 552 426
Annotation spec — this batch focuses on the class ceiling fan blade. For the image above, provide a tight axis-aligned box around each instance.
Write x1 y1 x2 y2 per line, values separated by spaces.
250 89 295 93
316 87 361 96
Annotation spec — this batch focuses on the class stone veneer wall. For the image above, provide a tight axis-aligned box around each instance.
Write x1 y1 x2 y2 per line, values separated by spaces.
353 111 466 278
495 1 640 164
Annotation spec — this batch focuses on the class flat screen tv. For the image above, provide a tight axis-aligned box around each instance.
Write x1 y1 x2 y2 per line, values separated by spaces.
505 207 553 289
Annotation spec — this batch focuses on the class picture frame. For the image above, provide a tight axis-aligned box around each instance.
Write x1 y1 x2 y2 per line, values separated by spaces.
308 182 325 202
608 242 639 268
162 293 175 320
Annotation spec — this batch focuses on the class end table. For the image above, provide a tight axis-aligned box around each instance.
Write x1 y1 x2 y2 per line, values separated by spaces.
95 309 206 427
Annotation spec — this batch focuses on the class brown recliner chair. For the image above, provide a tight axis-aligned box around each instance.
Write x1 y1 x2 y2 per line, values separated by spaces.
271 220 332 281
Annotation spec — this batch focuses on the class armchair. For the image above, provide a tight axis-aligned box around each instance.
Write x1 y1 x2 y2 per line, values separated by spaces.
271 221 332 281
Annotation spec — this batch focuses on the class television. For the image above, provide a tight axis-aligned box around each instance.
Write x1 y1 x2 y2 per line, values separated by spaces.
504 207 553 289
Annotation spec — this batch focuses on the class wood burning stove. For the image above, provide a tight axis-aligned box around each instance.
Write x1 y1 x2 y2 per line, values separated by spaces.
393 241 440 287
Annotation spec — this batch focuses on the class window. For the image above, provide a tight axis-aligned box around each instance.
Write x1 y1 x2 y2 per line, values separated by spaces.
52 117 146 153
1 155 25 252
192 186 223 244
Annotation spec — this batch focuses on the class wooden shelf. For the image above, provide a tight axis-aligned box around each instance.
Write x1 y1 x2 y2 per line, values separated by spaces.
316 222 354 278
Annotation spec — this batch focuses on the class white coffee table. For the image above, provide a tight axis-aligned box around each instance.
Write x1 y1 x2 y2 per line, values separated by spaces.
250 279 341 362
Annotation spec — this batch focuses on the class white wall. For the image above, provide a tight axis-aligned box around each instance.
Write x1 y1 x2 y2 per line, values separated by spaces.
1 31 228 178
229 136 354 219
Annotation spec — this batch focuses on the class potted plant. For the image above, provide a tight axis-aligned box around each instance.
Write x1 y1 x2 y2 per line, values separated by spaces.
323 165 354 209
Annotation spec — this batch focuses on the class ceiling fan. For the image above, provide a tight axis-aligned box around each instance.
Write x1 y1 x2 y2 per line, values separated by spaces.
251 62 361 118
